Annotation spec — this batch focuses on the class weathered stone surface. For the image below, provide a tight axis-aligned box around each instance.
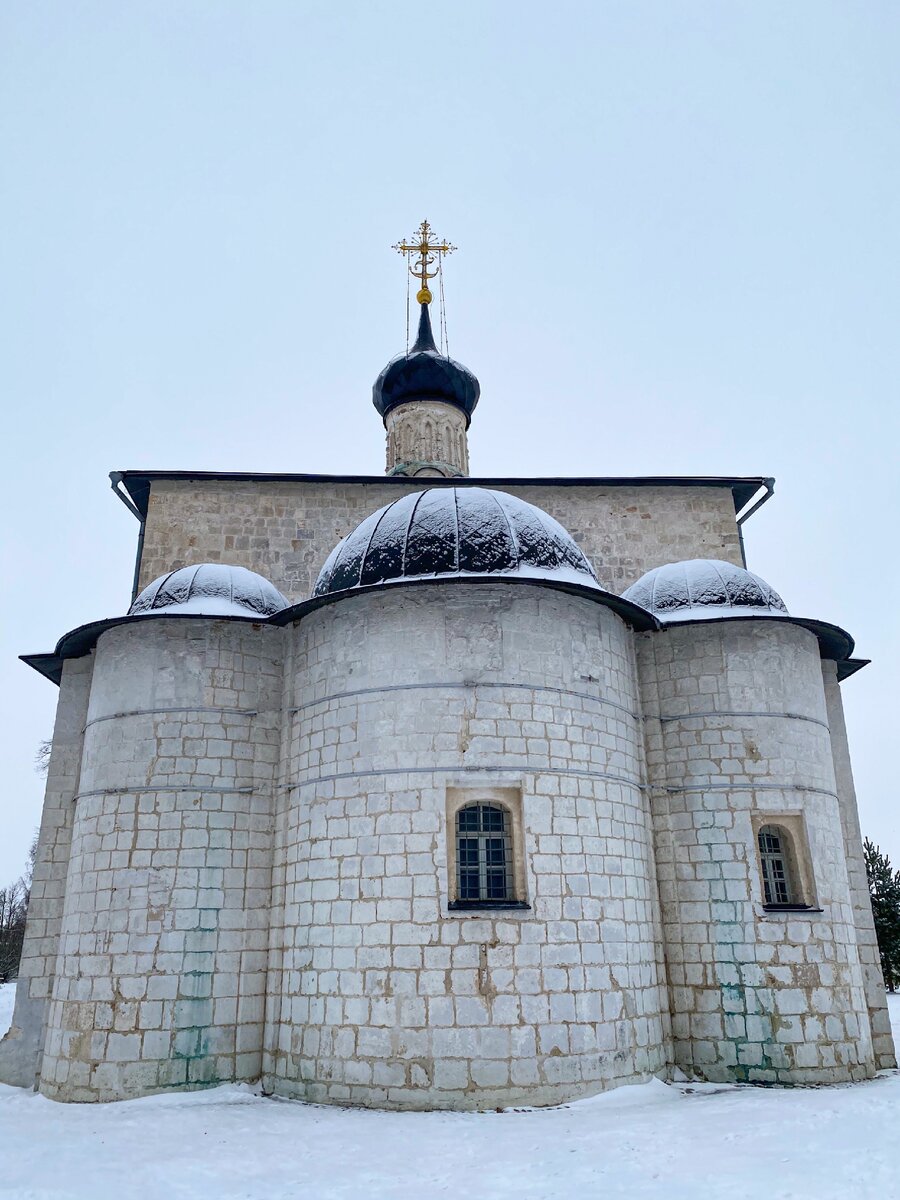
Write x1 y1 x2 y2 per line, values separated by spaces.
637 620 876 1085
385 400 469 477
0 656 93 1088
6 470 892 1107
35 621 283 1102
822 660 896 1070
265 585 668 1109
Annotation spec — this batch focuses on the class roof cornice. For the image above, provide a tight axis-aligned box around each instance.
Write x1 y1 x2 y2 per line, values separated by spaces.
111 470 775 523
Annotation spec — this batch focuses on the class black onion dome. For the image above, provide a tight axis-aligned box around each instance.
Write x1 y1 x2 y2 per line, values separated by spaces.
372 304 480 425
622 559 788 622
313 488 600 596
129 564 288 618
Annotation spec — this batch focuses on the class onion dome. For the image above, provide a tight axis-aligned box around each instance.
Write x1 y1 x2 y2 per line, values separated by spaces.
372 304 480 425
622 559 788 622
313 487 600 596
129 564 288 618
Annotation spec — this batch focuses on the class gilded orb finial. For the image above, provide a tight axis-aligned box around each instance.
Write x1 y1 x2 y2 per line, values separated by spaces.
392 219 456 304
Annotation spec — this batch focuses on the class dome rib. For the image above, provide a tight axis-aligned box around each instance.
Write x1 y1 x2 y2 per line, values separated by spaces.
315 542 341 596
710 561 734 609
710 562 729 607
451 487 462 571
188 564 204 604
490 489 521 565
401 490 428 578
248 570 268 612
358 497 396 585
139 570 173 610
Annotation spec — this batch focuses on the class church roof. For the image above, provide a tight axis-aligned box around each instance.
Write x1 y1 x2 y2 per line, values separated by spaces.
20 564 287 685
111 471 775 524
622 557 859 665
129 563 288 618
371 303 480 425
313 487 601 594
623 559 788 621
20 543 866 686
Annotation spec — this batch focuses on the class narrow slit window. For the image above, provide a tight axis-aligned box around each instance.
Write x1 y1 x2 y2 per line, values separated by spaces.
758 824 794 905
456 803 513 904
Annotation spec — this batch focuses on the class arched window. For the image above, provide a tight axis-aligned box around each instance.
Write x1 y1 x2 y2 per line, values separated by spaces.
456 803 513 903
757 824 798 906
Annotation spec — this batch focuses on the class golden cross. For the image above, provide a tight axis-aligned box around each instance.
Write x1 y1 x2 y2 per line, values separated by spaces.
392 219 456 305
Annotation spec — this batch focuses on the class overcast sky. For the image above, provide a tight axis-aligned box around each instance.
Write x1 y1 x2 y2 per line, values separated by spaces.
1 2 898 882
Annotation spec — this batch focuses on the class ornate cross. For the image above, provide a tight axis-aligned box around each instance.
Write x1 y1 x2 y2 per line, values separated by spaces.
392 219 456 305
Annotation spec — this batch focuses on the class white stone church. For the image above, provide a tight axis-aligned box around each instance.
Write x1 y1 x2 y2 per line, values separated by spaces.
1 237 894 1106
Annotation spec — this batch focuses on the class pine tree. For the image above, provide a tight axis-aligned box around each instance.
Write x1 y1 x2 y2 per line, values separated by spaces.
864 838 900 992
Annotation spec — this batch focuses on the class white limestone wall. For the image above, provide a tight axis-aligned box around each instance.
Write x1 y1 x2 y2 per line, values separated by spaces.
821 661 896 1069
638 620 874 1085
38 619 283 1102
264 582 668 1110
0 656 93 1088
385 400 469 477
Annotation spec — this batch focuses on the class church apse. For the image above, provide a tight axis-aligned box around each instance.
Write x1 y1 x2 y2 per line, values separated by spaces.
2 229 892 1106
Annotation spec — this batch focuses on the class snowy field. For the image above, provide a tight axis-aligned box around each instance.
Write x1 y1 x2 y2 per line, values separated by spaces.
1 982 898 1199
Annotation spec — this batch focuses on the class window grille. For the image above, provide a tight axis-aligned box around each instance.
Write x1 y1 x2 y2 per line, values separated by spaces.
456 803 513 903
758 824 794 905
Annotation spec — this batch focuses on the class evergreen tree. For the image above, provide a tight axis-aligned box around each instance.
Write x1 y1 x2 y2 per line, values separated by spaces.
864 838 900 992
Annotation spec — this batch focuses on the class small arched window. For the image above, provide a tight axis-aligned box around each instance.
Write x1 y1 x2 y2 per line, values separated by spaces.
456 803 513 903
757 824 799 906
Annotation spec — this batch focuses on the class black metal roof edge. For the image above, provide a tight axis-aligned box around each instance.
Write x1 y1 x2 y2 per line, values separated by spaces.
22 575 660 686
21 611 274 687
654 613 856 664
20 653 65 686
111 470 773 521
269 574 661 632
23 597 864 688
837 657 870 682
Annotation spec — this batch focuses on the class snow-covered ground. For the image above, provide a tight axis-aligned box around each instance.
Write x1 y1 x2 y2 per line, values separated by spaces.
1 981 898 1199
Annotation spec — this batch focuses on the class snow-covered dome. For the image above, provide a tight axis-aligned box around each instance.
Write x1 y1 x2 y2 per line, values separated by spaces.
622 559 788 622
313 487 600 596
129 564 288 618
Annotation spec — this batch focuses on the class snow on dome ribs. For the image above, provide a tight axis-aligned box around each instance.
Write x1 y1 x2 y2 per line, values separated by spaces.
129 563 288 618
358 492 419 585
455 489 517 574
622 558 788 622
406 487 461 577
312 487 601 596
